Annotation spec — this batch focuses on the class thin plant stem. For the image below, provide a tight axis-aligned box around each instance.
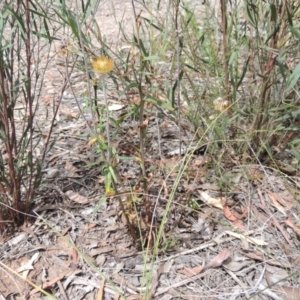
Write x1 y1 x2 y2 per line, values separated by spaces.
220 0 231 114
102 75 111 161
41 80 68 164
74 2 95 126
156 112 162 159
64 55 93 131
131 0 151 223
93 84 100 119
175 0 183 155
24 0 34 206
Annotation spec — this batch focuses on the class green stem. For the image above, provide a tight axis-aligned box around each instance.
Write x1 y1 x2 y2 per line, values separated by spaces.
102 75 111 162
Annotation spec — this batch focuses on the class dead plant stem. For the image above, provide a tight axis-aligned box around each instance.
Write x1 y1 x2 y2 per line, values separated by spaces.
41 80 68 165
220 0 231 113
24 0 34 206
175 0 183 155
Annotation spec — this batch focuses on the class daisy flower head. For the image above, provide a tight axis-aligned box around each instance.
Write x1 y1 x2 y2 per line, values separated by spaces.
91 56 114 74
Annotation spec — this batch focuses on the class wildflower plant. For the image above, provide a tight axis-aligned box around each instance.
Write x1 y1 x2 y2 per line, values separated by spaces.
87 56 117 204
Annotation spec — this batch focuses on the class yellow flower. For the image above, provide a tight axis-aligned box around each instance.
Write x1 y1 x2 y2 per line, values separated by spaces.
91 56 114 74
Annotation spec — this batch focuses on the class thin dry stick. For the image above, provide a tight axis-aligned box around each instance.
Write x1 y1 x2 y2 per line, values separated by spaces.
41 80 68 164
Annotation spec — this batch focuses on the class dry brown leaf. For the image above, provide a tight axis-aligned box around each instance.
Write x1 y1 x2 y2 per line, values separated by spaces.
126 296 140 300
198 191 223 209
90 246 115 257
231 207 248 220
193 157 206 167
65 190 89 204
267 268 300 300
97 279 105 300
258 189 293 246
221 198 245 231
65 160 80 174
141 118 149 129
60 107 79 120
205 248 231 269
276 285 300 300
178 263 205 277
86 223 97 231
223 257 251 272
161 121 170 129
267 191 287 215
72 248 78 264
130 96 140 105
42 95 54 105
268 190 292 207
241 250 291 268
61 226 72 236
178 249 231 277
285 215 300 236
30 269 80 296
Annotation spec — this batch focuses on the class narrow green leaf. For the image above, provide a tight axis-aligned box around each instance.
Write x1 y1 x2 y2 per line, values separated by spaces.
270 4 277 23
286 62 300 92
108 166 118 183
289 25 300 39
92 194 107 217
286 5 293 26
52 9 68 25
83 0 100 23
184 63 202 72
68 14 79 40
133 35 148 57
27 8 50 20
236 56 250 89
228 51 238 66
142 17 163 32
142 55 160 61
145 96 174 111
6 8 26 35
290 148 300 163
246 3 257 27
